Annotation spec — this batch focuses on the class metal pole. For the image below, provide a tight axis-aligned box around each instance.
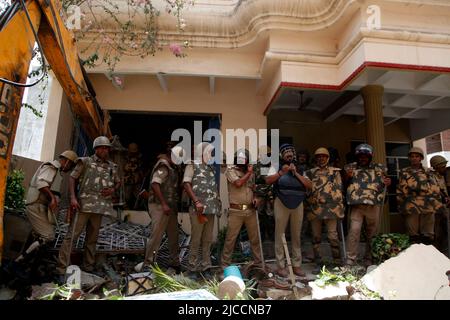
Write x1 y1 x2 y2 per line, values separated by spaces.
254 208 265 270
64 210 79 282
281 233 299 299
338 218 347 265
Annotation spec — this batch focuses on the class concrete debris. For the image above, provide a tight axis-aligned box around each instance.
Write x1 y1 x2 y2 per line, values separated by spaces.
349 292 370 300
123 289 218 300
265 289 293 300
361 244 450 300
0 286 16 300
80 271 108 290
309 281 350 300
30 283 59 300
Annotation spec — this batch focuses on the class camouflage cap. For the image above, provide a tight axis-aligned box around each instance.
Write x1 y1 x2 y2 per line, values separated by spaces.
430 155 447 168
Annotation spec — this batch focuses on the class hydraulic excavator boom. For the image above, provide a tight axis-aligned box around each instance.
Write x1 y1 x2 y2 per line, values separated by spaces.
0 0 109 263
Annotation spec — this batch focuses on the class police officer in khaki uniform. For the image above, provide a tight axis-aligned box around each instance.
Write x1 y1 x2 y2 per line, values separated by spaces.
305 147 344 267
16 151 78 264
266 144 312 277
183 142 221 272
25 151 78 242
397 147 445 245
429 155 450 252
221 149 262 268
141 144 182 271
56 136 121 276
345 144 391 266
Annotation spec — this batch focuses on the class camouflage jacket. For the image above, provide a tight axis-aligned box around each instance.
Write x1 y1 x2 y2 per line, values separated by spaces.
148 157 179 211
397 166 444 215
346 162 386 206
77 155 119 216
191 163 221 215
123 153 143 185
305 166 344 220
253 162 273 198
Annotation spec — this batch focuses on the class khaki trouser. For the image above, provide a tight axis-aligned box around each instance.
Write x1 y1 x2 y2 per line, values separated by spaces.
143 203 179 267
346 204 380 264
56 212 102 274
221 208 262 267
310 217 340 261
405 213 435 239
188 211 216 271
274 198 303 269
26 203 55 242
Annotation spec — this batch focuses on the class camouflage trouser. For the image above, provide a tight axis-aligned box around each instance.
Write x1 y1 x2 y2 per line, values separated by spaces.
405 213 435 240
274 198 303 269
56 212 102 274
310 218 340 262
143 203 179 267
188 210 215 271
346 204 380 265
26 203 55 242
221 208 262 267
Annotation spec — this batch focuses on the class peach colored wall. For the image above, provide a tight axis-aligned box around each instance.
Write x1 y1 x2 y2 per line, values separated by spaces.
268 110 411 161
88 74 267 134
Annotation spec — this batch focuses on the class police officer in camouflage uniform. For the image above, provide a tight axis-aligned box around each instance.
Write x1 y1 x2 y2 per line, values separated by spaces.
254 146 274 241
141 144 183 271
429 155 450 252
183 142 221 272
305 147 344 267
123 142 144 208
345 144 391 266
56 136 121 276
221 149 263 268
17 151 78 265
397 147 445 245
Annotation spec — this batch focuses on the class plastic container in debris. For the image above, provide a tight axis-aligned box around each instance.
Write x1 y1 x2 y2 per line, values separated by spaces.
218 266 246 299
223 265 242 278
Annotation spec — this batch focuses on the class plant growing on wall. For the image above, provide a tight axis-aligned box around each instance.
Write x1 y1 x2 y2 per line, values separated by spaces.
5 169 26 211
0 0 193 115
60 0 193 73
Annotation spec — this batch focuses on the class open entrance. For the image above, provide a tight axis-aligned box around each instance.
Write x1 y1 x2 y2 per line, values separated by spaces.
109 111 221 172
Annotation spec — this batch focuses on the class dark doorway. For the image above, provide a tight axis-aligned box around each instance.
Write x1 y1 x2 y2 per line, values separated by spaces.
109 111 221 172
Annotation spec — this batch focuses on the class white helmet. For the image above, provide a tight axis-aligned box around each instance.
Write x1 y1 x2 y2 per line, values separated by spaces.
93 136 112 149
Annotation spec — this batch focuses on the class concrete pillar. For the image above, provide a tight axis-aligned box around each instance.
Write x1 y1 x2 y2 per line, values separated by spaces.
361 85 386 164
360 85 390 233
41 73 64 161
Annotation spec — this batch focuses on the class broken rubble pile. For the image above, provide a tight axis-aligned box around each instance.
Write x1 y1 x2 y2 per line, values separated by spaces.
362 244 450 300
309 281 350 300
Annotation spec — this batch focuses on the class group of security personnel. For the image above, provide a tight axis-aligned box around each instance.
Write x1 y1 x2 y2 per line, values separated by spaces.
21 135 450 283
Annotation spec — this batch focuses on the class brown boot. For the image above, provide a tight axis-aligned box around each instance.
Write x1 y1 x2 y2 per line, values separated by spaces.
275 268 288 278
292 267 306 277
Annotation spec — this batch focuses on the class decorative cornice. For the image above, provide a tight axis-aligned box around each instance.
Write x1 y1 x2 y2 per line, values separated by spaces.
78 0 357 48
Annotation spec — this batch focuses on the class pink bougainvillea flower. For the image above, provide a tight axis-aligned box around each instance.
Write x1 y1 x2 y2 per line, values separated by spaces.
169 43 183 57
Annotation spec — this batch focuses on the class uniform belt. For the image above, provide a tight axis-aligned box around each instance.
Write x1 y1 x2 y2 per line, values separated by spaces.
230 203 253 210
